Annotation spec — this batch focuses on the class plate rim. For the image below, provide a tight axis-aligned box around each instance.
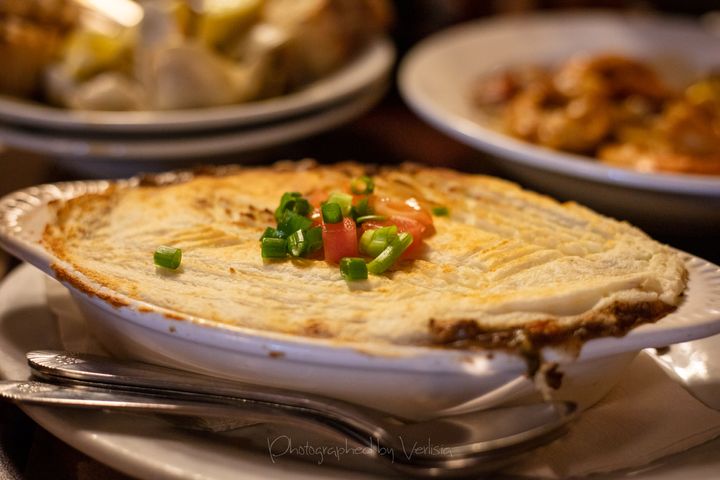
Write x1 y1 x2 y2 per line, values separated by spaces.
0 81 387 161
398 11 720 196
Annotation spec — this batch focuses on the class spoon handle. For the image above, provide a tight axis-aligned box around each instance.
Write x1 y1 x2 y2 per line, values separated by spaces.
26 350 389 431
0 380 328 427
28 350 345 407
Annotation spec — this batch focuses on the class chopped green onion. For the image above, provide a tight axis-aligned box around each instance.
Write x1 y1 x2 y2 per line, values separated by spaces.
274 192 301 220
326 192 353 216
260 227 285 240
432 206 449 216
367 232 413 275
359 229 376 256
293 198 311 216
154 246 182 270
340 257 368 281
305 226 323 254
361 225 398 257
287 230 307 257
351 197 372 219
321 202 343 223
277 210 313 236
350 175 375 195
261 238 287 259
355 215 387 223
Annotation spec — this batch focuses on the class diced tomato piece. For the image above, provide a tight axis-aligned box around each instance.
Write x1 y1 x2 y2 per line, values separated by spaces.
322 217 358 263
373 197 435 234
310 207 322 225
363 216 427 259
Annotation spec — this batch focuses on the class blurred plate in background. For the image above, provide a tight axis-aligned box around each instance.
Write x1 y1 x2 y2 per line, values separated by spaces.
399 12 720 233
0 35 394 178
0 38 394 134
0 80 388 177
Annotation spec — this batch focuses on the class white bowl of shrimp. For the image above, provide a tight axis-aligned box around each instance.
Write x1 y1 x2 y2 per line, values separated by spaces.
399 11 720 233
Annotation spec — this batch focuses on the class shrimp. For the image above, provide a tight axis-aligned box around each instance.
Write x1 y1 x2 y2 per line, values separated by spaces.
600 99 720 175
659 101 720 156
553 54 671 100
474 53 720 173
504 85 611 153
472 66 550 106
599 142 720 175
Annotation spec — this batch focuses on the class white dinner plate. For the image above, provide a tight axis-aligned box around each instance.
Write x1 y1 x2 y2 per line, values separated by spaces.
398 12 720 231
0 38 394 134
0 81 387 177
0 264 719 480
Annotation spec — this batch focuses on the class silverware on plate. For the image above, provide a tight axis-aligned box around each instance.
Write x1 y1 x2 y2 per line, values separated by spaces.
0 350 576 477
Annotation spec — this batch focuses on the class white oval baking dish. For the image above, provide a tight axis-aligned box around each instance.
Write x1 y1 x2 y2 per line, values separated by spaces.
1 175 719 419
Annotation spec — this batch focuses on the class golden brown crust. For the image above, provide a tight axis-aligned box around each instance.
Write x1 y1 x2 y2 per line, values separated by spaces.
51 263 129 309
41 161 688 351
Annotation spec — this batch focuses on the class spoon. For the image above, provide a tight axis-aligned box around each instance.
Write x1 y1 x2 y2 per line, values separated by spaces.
0 350 577 476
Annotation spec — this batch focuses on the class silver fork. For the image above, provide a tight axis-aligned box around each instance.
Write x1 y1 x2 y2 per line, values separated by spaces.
0 350 576 477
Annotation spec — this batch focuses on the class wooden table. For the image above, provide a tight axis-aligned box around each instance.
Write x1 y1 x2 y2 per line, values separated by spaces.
0 92 718 480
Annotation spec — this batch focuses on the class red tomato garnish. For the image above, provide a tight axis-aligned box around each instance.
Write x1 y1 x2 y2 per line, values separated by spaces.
310 207 322 225
322 217 358 263
363 216 427 259
373 197 435 235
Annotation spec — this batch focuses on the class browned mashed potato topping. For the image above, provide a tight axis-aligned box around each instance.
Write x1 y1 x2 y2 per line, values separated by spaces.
43 161 687 350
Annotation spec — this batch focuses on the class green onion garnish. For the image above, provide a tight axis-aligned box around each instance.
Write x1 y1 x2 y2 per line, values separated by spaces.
274 192 311 219
369 226 398 256
287 229 307 257
359 229 375 256
260 227 285 240
326 192 353 216
154 246 182 270
351 197 372 219
340 257 368 281
293 198 311 216
274 192 301 220
305 226 323 254
321 202 343 223
277 210 313 236
367 232 413 275
432 206 449 216
360 225 398 258
350 175 375 195
355 215 387 223
261 237 288 259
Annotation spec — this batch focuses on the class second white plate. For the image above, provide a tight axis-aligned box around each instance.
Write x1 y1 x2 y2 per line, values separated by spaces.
399 12 720 231
0 38 394 134
0 81 387 177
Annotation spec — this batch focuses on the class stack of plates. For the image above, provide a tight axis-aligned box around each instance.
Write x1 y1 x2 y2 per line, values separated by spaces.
0 38 395 177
